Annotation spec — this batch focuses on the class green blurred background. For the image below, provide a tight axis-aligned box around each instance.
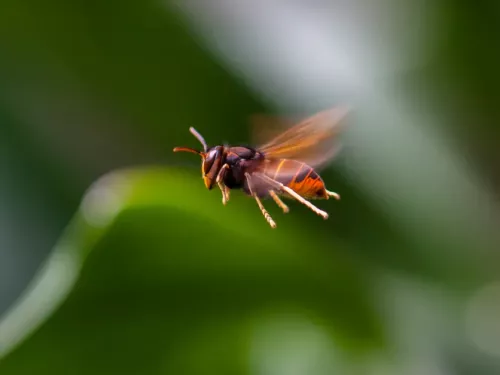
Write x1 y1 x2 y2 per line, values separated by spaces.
1 1 500 374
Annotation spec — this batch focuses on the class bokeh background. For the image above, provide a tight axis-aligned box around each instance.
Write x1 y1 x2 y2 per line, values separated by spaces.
1 1 500 374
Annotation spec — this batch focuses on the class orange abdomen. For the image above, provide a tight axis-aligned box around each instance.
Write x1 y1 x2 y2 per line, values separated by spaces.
264 159 329 199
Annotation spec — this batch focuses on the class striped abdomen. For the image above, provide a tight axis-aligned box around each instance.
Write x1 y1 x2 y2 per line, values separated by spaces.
263 159 329 199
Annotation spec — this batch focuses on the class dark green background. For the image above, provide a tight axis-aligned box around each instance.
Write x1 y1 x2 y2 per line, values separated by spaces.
1 1 499 374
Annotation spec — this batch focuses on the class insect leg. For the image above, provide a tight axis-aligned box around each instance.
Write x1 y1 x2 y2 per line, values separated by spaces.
217 180 230 205
269 190 289 213
216 164 230 205
326 190 341 200
245 173 277 228
254 173 329 220
223 185 230 203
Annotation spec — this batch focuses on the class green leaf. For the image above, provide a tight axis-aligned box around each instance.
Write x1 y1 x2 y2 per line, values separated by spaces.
0 167 384 374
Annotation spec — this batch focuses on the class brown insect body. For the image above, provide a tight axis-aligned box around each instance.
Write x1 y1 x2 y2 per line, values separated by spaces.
213 146 263 192
262 159 330 199
173 107 348 228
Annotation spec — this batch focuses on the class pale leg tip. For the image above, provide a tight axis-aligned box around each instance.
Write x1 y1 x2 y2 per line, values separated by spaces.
326 190 341 200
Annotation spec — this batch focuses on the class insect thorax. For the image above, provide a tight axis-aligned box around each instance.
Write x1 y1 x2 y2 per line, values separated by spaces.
221 146 263 190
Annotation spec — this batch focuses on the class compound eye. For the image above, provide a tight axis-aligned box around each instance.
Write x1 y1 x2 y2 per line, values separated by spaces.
203 149 218 175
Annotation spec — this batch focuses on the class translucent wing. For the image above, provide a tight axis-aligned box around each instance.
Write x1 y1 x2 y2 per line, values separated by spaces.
251 106 349 175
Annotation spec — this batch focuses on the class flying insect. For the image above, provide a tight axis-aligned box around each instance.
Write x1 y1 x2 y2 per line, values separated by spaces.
173 107 348 228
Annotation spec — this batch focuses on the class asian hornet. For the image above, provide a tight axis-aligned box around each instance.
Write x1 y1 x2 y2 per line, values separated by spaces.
173 107 349 228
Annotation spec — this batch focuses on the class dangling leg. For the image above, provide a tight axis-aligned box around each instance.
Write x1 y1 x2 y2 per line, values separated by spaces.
269 190 289 213
217 180 230 205
216 164 230 205
254 173 329 219
245 173 277 228
326 190 341 200
223 185 230 203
